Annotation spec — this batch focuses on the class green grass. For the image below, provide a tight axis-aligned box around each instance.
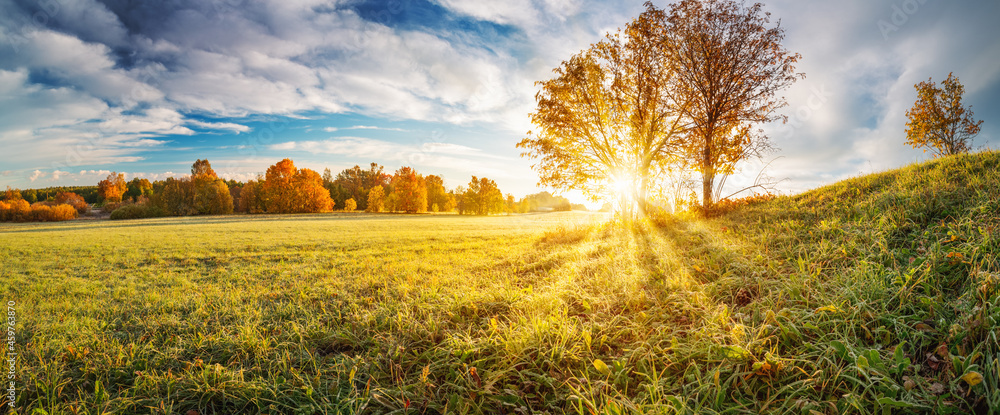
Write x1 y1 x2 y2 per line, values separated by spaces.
2 151 1000 414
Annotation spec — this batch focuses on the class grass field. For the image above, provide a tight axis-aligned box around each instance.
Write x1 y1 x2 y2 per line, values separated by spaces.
3 152 1000 414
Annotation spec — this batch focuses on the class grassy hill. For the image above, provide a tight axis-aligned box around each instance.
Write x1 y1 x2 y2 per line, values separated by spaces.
1 152 998 414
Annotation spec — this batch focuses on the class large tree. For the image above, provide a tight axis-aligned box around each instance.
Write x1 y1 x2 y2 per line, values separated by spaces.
663 0 802 207
905 73 983 157
519 5 686 214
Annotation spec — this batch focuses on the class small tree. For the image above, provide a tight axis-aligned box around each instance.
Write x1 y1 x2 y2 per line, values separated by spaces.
366 185 384 212
905 73 983 157
125 178 153 200
4 187 22 201
344 198 357 212
98 172 127 203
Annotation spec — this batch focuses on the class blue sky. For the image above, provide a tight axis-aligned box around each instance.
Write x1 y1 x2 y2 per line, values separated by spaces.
1 0 998 205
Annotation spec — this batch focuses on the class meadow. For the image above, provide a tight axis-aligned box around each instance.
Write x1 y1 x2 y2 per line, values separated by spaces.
2 152 1000 414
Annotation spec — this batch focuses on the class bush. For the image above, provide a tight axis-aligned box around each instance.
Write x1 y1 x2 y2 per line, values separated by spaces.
28 204 78 221
30 204 52 221
101 200 125 214
54 192 90 214
0 201 76 222
50 204 79 221
110 204 166 220
344 198 357 212
0 199 31 222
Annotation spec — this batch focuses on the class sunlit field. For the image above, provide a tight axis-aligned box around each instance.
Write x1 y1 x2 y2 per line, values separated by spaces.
3 152 1000 414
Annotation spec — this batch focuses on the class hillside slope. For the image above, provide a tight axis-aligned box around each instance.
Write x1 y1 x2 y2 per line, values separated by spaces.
668 150 1000 413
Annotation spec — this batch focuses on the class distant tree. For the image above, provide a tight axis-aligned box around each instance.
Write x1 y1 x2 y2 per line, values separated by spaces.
294 167 334 213
663 0 802 208
25 189 37 204
344 198 357 212
238 179 265 214
366 185 385 213
154 177 197 216
54 192 89 214
425 175 450 212
229 185 242 212
98 172 127 203
518 191 572 212
334 163 388 211
263 159 297 213
125 178 153 200
463 176 505 215
191 159 217 178
4 187 22 201
905 73 984 157
193 175 234 215
260 159 333 213
506 194 516 214
451 187 466 214
391 167 428 213
4 188 20 201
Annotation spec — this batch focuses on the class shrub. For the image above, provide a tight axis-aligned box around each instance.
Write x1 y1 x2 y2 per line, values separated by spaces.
344 198 357 212
50 204 79 221
0 201 76 222
30 204 53 221
1 199 31 222
110 204 166 220
101 200 126 214
28 204 79 222
54 192 90 214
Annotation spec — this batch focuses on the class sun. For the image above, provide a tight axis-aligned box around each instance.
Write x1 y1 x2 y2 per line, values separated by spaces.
609 172 638 212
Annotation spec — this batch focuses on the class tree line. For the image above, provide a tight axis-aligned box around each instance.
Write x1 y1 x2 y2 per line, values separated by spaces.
53 158 581 221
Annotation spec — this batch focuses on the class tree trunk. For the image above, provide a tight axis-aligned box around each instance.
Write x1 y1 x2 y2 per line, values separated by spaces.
702 170 714 208
638 173 649 215
702 140 714 208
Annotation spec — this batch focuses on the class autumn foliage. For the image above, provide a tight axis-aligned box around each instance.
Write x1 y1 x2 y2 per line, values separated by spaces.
98 172 127 203
0 196 77 222
390 167 428 213
905 73 983 157
366 185 385 213
521 0 801 210
260 159 333 214
462 176 505 215
54 192 89 214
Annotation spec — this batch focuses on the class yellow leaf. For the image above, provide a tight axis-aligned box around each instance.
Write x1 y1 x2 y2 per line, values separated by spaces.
593 359 610 376
816 305 840 313
961 371 983 386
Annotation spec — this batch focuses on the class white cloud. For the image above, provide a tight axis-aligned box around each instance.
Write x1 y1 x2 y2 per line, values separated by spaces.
187 120 252 134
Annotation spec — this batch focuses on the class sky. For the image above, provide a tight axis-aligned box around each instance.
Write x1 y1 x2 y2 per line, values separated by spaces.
0 0 998 207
